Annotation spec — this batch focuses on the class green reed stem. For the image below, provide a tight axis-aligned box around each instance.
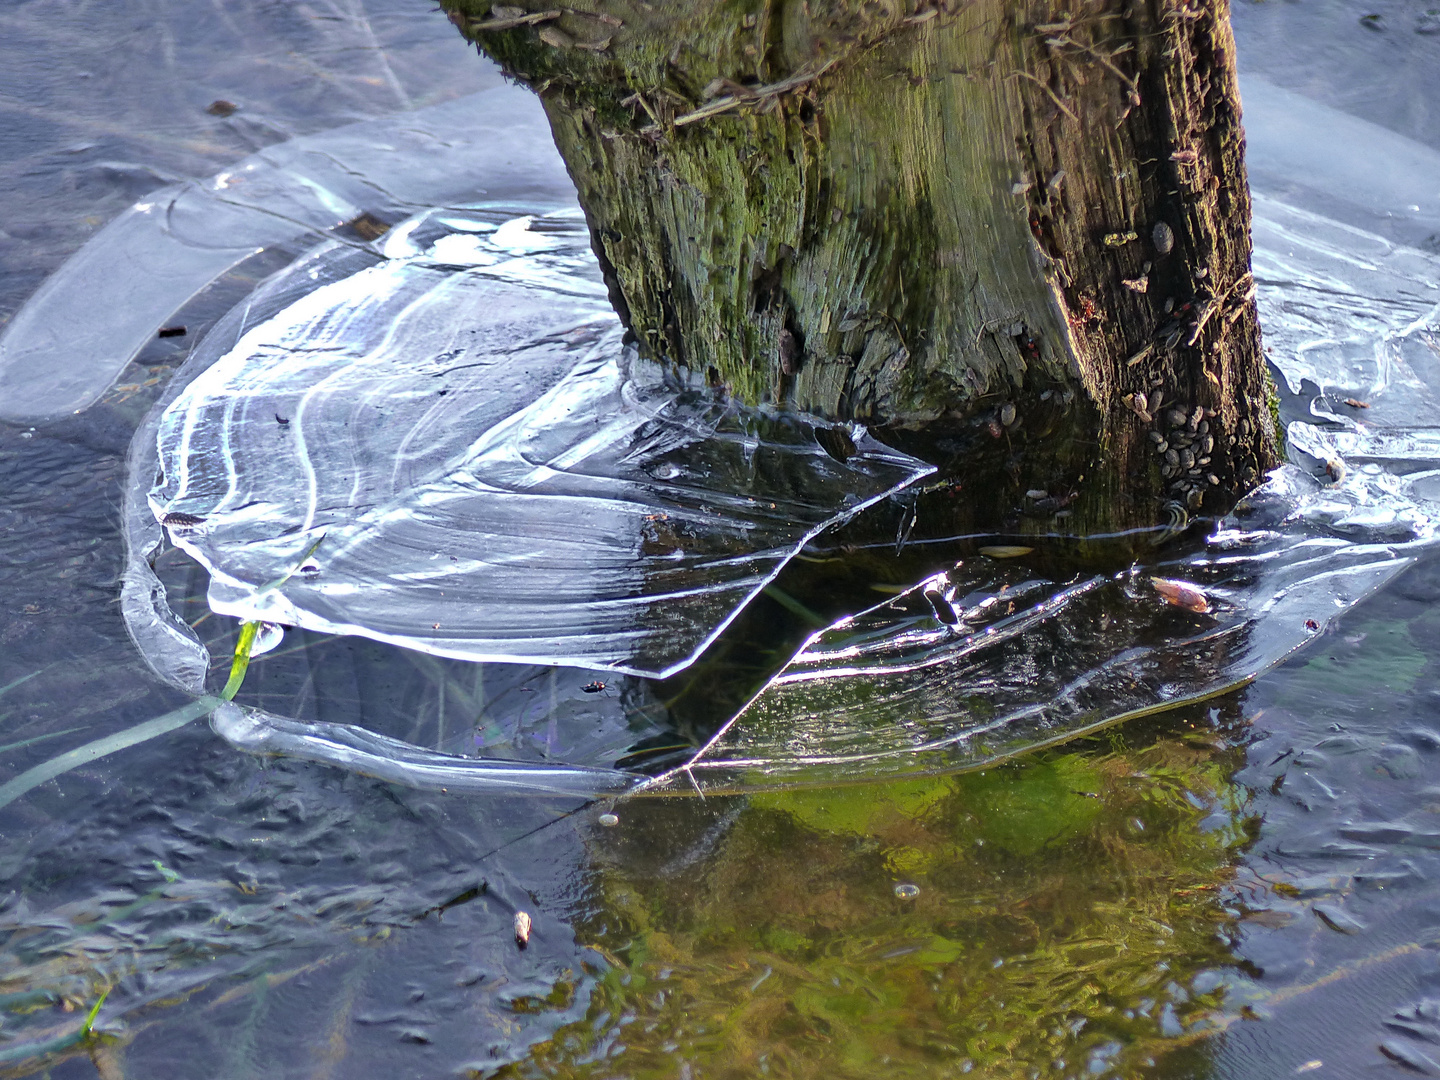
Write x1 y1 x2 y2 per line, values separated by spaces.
220 622 259 702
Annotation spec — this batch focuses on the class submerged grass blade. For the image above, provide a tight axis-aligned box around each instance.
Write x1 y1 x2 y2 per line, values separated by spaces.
0 697 220 810
0 727 84 756
0 621 259 810
761 584 827 628
0 988 111 1068
220 621 260 701
0 667 48 700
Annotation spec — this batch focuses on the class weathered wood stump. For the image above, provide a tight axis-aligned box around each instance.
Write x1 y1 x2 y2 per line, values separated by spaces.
442 0 1277 538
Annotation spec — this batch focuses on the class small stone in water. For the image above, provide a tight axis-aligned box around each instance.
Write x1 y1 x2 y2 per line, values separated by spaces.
894 883 921 899
598 813 619 827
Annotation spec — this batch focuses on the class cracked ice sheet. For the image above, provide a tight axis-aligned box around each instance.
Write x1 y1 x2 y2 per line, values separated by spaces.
645 524 1416 793
650 142 1440 794
146 208 932 679
0 83 574 422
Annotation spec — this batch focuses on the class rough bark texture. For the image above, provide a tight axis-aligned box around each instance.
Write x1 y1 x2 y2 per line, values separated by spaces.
441 0 1277 538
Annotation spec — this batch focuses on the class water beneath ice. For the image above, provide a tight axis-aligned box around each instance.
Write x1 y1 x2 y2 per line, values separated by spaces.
2 1 1440 1077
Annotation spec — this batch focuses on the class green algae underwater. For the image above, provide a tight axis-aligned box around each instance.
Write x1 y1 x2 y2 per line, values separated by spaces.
484 707 1260 1080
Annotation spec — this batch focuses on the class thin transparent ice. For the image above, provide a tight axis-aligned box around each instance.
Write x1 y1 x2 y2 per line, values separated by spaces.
0 85 573 422
146 208 932 678
650 154 1440 792
648 527 1414 792
103 73 1440 795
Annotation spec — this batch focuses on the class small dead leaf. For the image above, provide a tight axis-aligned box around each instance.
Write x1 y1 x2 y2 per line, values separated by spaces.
1151 576 1210 613
979 545 1033 559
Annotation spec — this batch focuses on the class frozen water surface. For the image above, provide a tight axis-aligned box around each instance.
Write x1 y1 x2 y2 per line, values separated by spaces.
141 206 929 678
1 3 1440 1076
0 85 577 422
80 75 1424 796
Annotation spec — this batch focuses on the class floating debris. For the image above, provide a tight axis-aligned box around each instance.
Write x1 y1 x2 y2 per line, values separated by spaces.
979 546 1033 559
1150 577 1210 613
343 211 390 241
161 511 206 529
514 910 532 948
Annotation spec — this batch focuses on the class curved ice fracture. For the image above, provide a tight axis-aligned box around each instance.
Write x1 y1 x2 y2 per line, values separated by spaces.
144 208 932 678
0 85 574 422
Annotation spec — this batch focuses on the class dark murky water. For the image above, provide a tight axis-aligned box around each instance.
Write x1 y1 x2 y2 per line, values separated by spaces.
2 2 1440 1078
